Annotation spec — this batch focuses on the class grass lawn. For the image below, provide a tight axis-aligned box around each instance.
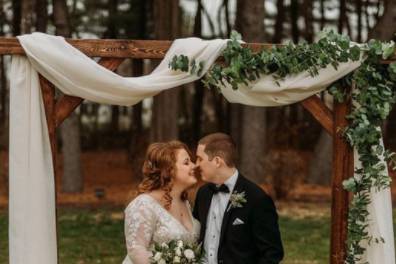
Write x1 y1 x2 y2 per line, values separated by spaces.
0 206 391 263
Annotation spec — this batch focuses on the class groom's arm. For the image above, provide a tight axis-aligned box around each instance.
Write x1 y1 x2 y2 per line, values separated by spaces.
251 194 284 264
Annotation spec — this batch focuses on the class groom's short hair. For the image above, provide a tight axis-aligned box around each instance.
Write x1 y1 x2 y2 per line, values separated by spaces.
198 133 237 167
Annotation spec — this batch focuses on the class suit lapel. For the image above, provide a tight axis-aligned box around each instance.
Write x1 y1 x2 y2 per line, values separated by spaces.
199 187 214 242
218 174 245 248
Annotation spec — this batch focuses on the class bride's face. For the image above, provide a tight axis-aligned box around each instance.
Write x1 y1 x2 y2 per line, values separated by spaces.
173 149 197 188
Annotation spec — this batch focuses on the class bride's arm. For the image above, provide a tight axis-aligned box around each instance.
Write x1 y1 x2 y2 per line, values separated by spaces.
124 198 156 264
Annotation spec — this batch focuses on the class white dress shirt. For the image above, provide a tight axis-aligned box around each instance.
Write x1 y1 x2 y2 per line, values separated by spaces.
203 170 239 264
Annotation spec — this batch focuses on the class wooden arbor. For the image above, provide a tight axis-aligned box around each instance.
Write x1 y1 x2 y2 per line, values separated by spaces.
1 37 352 263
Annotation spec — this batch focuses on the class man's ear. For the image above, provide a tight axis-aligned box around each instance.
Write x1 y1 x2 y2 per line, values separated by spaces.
214 156 224 168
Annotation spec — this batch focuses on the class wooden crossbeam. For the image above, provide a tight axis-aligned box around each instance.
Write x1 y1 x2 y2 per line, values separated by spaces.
55 57 125 127
0 37 268 58
301 95 333 135
1 37 395 63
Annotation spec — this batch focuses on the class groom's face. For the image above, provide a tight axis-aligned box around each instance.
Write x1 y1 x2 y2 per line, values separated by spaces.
196 144 217 183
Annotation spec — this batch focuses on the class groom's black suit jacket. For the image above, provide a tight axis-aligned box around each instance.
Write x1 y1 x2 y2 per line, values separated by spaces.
193 174 284 264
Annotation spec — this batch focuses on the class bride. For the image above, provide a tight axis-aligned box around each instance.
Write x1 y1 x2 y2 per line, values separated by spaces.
122 141 200 264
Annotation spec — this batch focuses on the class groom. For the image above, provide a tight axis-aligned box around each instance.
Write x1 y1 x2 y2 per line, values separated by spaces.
193 133 284 264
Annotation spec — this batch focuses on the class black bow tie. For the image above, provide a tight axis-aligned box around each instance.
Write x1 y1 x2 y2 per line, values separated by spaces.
209 183 230 194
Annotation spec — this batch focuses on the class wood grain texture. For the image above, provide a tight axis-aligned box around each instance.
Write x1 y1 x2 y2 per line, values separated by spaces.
39 74 59 253
1 37 394 62
39 75 56 168
330 89 353 264
1 37 273 58
301 95 334 135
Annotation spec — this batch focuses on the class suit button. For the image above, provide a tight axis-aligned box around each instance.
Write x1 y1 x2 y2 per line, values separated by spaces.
219 260 223 264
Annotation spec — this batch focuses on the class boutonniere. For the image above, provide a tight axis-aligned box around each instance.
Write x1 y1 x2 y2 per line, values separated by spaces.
227 191 247 212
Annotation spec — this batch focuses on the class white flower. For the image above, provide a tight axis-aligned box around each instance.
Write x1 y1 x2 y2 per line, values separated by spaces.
153 252 162 261
161 242 169 249
175 247 182 256
177 240 184 248
173 256 181 263
158 259 166 264
228 191 247 211
184 249 195 260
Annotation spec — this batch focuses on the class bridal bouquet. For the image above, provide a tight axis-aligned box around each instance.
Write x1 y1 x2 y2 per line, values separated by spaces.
150 240 204 264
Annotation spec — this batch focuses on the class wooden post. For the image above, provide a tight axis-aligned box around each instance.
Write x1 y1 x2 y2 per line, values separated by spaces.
39 76 57 166
39 75 59 261
330 91 353 263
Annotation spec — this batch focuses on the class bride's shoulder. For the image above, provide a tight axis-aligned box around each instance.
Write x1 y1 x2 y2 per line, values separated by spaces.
125 193 154 211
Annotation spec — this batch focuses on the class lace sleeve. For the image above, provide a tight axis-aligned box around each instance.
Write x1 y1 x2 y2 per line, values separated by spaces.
124 196 157 264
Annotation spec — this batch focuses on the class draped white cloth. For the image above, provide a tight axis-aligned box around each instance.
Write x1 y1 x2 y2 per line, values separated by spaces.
9 32 394 264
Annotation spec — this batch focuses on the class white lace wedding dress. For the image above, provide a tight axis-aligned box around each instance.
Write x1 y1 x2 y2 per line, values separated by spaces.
122 193 200 264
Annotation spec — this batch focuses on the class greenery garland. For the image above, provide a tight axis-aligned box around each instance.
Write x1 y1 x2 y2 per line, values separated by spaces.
169 29 396 263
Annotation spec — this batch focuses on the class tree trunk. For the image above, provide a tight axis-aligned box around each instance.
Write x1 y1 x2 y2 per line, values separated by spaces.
290 0 299 43
234 0 267 184
59 116 83 192
302 0 314 42
12 0 22 35
129 59 145 181
0 0 7 151
307 94 333 185
273 0 285 43
191 0 204 143
355 0 363 42
223 0 231 37
104 0 120 134
125 1 148 180
307 130 332 185
150 0 180 142
126 0 147 38
0 57 5 128
368 1 396 40
35 0 47 32
21 0 35 33
0 0 5 125
53 0 71 36
338 0 347 34
53 0 83 193
268 0 286 153
320 0 325 30
151 88 180 141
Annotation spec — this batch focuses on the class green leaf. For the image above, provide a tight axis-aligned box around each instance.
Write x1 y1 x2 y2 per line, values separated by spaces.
382 41 395 60
343 177 358 192
230 30 242 41
350 45 361 61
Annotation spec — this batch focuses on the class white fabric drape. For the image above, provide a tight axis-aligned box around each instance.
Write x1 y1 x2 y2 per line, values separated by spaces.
9 32 394 264
354 134 395 263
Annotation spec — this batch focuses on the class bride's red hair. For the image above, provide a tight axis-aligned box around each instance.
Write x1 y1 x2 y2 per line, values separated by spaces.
138 140 191 209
